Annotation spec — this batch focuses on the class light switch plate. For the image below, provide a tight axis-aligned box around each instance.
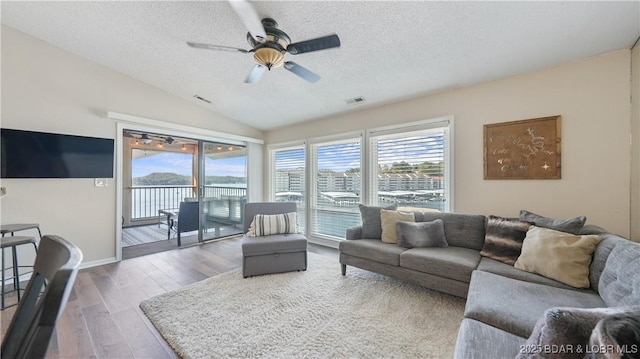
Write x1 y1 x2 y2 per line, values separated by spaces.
94 178 108 187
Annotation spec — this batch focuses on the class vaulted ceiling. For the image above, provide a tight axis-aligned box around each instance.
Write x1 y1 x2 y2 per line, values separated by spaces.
2 1 639 130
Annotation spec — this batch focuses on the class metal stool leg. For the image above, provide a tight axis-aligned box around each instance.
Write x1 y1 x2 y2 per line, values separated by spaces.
11 246 20 302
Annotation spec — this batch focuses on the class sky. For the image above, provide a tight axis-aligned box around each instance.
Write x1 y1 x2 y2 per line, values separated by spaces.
132 152 247 178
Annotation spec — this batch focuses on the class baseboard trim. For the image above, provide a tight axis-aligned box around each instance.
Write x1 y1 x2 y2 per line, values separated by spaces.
79 257 118 270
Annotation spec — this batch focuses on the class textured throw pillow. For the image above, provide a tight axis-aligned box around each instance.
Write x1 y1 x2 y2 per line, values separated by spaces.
589 310 640 357
519 209 586 235
380 209 415 244
517 306 640 359
359 204 398 239
514 226 603 288
396 219 448 249
247 212 297 237
480 215 532 265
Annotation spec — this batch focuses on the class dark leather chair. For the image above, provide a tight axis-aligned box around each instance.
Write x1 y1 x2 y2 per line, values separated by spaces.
172 201 199 246
1 235 82 359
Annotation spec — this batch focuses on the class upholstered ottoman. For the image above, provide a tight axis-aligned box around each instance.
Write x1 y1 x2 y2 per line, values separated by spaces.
242 234 308 277
241 202 308 278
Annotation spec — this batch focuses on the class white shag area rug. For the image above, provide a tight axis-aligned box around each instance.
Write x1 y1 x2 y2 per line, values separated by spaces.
140 253 465 359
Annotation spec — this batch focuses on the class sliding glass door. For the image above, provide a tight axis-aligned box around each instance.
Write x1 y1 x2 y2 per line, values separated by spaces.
198 141 247 242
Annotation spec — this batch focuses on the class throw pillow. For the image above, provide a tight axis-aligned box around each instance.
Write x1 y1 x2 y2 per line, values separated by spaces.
589 310 640 357
247 212 297 237
396 219 448 249
516 306 640 359
480 215 532 265
380 209 415 244
514 226 603 288
359 204 398 239
519 209 586 235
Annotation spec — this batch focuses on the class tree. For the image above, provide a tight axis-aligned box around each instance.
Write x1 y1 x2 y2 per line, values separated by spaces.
418 161 444 177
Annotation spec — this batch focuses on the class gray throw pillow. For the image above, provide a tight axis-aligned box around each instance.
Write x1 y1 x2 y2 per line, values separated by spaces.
519 209 586 235
359 204 398 239
516 306 640 359
480 215 532 265
396 219 448 249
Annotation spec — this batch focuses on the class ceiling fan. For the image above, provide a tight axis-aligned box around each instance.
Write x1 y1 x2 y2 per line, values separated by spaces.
187 0 341 84
123 131 185 145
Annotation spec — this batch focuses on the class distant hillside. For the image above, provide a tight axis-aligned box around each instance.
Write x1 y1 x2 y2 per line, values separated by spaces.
133 172 246 186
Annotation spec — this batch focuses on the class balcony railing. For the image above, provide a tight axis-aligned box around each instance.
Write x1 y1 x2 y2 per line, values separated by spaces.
130 185 247 221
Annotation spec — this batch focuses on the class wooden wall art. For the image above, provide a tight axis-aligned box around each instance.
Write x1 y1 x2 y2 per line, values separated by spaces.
484 115 561 179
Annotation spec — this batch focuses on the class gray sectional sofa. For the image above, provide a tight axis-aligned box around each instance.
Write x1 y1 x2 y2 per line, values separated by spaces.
339 208 640 358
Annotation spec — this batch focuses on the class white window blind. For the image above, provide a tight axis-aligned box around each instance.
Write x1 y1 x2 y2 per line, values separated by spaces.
309 137 362 239
369 123 450 212
269 144 306 232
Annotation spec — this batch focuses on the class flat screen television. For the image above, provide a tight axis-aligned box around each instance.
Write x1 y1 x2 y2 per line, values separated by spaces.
1 128 114 178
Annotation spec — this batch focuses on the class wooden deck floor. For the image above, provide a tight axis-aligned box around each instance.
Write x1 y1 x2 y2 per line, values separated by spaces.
0 237 339 358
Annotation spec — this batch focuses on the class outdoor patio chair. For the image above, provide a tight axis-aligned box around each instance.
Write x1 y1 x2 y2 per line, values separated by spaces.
172 201 199 246
1 235 82 359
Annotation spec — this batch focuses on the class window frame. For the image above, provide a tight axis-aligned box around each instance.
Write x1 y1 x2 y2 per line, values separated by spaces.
308 131 364 241
267 116 454 243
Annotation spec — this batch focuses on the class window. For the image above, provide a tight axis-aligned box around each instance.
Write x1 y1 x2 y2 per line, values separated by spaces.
368 121 450 212
268 117 453 242
309 136 362 239
269 144 306 232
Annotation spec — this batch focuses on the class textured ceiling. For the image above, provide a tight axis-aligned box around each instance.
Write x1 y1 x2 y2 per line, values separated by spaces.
2 1 639 131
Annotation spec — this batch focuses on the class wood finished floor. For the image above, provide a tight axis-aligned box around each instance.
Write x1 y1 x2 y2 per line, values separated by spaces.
0 237 339 358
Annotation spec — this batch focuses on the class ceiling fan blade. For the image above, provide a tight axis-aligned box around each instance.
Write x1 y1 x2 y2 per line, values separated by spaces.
187 42 248 53
287 34 340 55
284 61 320 83
228 0 267 43
245 64 267 83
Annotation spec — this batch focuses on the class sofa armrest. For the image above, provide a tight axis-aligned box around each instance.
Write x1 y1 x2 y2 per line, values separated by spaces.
345 226 363 240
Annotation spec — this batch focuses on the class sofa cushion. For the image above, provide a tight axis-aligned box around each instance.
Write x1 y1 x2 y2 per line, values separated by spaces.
598 239 640 307
514 226 602 288
396 219 448 249
519 209 586 235
454 319 526 359
380 209 415 243
465 271 605 338
338 239 405 266
241 233 308 256
400 247 481 283
480 215 531 265
359 204 398 239
477 257 582 291
419 212 486 251
516 306 640 359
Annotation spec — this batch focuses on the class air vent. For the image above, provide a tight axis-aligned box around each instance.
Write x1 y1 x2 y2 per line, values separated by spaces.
193 95 212 104
346 96 365 106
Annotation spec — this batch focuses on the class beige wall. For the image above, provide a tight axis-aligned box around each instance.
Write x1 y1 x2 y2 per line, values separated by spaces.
0 26 263 265
632 44 640 241
265 50 633 237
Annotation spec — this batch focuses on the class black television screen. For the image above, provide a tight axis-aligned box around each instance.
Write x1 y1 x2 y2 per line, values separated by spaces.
1 128 114 178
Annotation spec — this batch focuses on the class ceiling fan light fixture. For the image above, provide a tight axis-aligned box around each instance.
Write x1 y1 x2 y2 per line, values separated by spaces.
253 47 285 70
140 134 153 144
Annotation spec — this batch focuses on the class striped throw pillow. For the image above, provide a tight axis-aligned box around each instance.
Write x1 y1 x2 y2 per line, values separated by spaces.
247 212 298 237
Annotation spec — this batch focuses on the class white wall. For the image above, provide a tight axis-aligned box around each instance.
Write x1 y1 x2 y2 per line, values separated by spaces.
265 50 633 238
0 26 263 265
632 44 640 241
